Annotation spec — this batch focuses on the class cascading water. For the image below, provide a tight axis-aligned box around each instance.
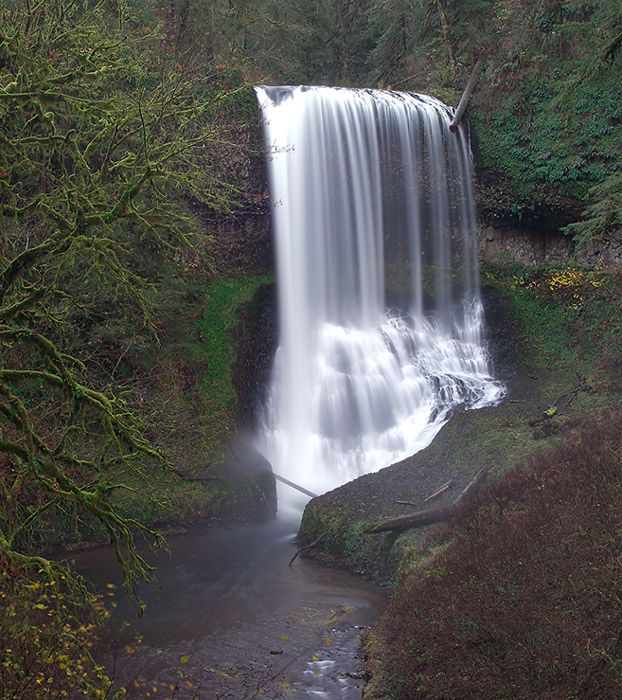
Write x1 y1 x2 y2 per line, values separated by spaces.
255 85 504 506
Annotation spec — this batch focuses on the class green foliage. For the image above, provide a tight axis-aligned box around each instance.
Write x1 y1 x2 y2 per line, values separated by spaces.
196 273 272 455
0 0 230 587
363 0 622 240
367 0 419 84
0 4 246 695
473 64 622 209
563 169 622 245
0 556 121 699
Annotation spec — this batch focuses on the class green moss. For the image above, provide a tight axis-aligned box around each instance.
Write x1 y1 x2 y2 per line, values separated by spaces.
195 272 272 458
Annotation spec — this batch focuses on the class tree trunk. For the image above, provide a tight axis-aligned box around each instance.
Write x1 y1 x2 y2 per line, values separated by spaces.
450 57 484 133
435 0 456 77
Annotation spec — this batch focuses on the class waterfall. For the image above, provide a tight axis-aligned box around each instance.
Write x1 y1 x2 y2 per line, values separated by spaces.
255 85 504 506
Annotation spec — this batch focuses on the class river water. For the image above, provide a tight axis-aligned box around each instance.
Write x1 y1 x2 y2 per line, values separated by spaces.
74 518 385 699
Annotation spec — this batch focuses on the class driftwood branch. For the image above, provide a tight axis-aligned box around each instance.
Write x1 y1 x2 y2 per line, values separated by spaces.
369 469 488 534
450 57 484 133
424 478 453 503
289 533 325 567
528 376 593 427
394 479 454 508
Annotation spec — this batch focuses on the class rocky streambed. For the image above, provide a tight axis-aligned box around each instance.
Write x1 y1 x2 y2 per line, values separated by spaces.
74 518 385 699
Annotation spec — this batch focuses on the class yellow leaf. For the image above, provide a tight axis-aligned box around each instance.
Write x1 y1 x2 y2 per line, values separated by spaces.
180 656 189 664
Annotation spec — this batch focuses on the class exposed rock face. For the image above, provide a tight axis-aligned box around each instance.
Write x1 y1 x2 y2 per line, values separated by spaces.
474 168 584 233
480 225 622 268
577 230 622 267
480 226 572 267
473 165 622 269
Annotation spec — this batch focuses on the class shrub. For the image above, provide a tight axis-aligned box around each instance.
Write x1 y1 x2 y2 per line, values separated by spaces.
382 405 622 699
0 557 120 699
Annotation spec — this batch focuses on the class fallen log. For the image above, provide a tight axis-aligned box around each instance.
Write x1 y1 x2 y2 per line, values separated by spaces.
369 468 488 534
450 57 484 133
274 473 318 499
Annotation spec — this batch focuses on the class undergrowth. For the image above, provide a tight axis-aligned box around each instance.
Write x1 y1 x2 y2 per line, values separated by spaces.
380 405 622 699
482 263 622 376
0 557 119 699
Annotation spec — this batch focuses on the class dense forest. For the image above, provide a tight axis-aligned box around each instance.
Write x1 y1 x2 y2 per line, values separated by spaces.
1 0 621 698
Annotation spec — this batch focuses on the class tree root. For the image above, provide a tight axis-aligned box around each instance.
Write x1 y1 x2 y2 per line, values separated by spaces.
289 533 325 567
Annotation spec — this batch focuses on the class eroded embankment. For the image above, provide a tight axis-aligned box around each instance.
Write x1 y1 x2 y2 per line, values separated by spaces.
296 262 622 697
363 405 622 699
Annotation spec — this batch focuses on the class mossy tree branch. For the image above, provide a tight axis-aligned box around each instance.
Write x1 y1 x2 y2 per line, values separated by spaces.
0 0 242 608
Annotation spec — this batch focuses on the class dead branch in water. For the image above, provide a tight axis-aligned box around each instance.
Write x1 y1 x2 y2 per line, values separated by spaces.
289 533 325 567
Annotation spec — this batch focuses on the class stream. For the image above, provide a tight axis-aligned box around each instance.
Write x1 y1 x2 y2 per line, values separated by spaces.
73 517 385 699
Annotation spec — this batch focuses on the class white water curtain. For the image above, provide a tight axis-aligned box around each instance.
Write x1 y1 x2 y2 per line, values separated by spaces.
256 86 504 505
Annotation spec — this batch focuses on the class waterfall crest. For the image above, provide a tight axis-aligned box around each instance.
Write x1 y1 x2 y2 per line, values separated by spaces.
255 85 504 502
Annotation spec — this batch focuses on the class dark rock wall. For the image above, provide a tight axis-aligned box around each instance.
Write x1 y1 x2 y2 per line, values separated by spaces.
232 282 278 430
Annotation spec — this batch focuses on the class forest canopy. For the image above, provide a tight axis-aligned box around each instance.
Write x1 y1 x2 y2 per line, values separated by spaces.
147 0 622 241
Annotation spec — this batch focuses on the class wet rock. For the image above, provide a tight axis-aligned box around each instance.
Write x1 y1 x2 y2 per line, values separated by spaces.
232 282 277 430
